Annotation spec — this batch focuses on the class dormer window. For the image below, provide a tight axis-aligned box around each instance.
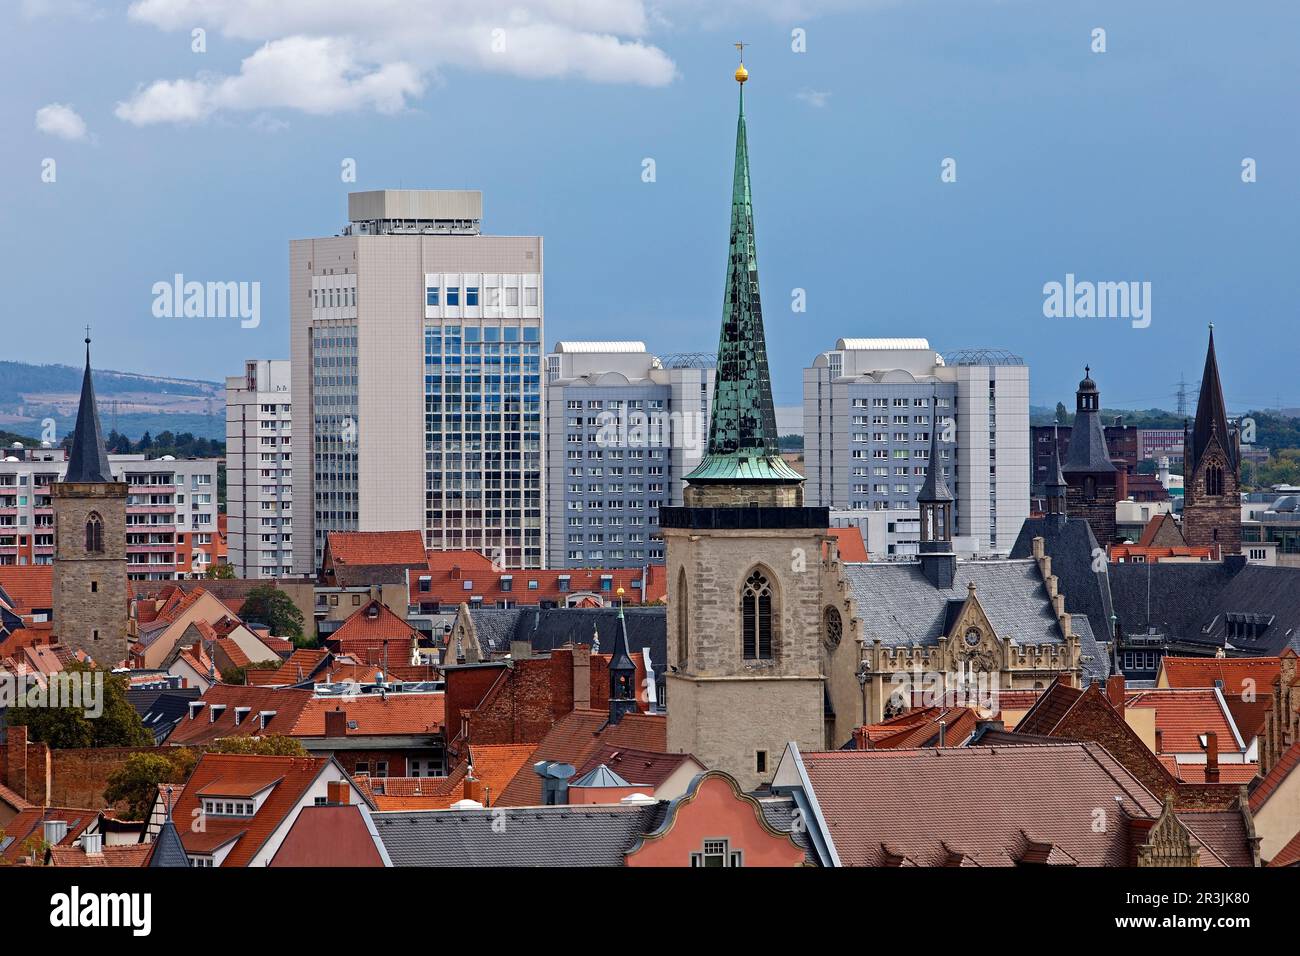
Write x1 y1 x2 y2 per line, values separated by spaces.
202 799 255 817
234 706 251 726
209 704 226 723
259 710 277 730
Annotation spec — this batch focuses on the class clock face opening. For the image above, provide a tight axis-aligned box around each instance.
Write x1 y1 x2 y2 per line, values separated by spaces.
964 629 981 647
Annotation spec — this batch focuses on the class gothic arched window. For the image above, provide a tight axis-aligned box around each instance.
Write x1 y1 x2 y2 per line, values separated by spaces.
741 568 775 660
823 606 843 652
1206 464 1224 497
85 512 104 554
1084 476 1097 501
676 567 689 668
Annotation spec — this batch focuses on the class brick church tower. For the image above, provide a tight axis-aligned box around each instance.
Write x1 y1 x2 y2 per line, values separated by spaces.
1063 367 1118 545
1182 326 1241 555
662 53 828 791
51 336 129 665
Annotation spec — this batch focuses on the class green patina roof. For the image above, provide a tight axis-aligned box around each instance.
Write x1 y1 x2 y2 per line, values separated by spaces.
688 82 797 485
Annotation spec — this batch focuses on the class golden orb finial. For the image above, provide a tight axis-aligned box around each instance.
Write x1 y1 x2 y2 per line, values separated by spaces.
734 41 748 84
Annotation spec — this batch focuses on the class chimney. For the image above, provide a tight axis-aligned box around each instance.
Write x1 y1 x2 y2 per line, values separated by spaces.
326 780 350 805
324 708 348 738
5 725 27 802
43 819 68 846
1106 674 1126 715
1155 728 1163 752
1116 466 1129 502
82 832 103 856
510 640 532 661
851 727 868 750
463 773 483 805
573 644 591 711
1205 731 1220 783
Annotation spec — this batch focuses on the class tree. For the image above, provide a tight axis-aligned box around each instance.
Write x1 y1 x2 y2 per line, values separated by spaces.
6 665 151 749
210 735 306 757
103 750 197 822
205 562 235 580
240 585 305 644
1054 402 1071 427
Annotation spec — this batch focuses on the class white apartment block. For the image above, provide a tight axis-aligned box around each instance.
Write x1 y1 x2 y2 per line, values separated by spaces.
804 339 1030 556
291 190 544 574
0 446 219 579
226 359 294 578
543 342 714 568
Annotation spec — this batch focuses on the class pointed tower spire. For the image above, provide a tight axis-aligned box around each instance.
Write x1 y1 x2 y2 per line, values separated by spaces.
917 404 953 505
1189 324 1237 472
608 588 638 724
63 332 115 484
917 403 956 589
686 52 801 488
1045 421 1068 518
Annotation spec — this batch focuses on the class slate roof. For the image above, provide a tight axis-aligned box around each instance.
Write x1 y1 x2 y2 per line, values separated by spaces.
127 686 202 745
466 606 667 671
1111 562 1300 656
1189 328 1237 472
571 764 631 788
842 560 1066 648
372 802 667 866
1062 372 1116 475
1010 515 1116 653
147 817 191 868
63 341 114 484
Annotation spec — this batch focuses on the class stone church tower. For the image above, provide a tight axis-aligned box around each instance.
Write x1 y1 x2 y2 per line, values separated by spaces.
1062 368 1118 545
662 56 829 791
51 337 129 665
1182 326 1241 554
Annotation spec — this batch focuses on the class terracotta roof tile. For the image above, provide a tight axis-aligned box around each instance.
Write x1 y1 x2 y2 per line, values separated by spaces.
327 531 427 568
0 566 53 616
1249 742 1300 814
826 526 869 562
494 710 666 807
409 553 655 607
0 807 98 863
1125 688 1244 755
572 745 699 790
47 843 152 867
171 753 338 867
292 693 445 737
247 648 330 687
165 684 313 745
1267 827 1300 867
269 805 385 866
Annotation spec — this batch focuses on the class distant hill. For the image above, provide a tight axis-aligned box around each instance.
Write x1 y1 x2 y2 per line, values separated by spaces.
0 361 225 442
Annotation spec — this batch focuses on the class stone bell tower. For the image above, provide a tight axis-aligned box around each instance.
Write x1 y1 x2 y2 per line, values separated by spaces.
51 335 129 665
662 53 828 791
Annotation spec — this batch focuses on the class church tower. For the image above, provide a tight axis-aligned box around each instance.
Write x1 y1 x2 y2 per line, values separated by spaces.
1062 367 1118 544
663 51 828 791
51 335 128 665
917 419 956 589
1182 326 1241 554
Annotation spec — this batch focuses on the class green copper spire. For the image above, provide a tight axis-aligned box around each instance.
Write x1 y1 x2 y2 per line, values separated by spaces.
688 60 802 485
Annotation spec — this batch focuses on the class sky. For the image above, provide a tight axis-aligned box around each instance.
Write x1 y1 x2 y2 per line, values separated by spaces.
3 0 1298 416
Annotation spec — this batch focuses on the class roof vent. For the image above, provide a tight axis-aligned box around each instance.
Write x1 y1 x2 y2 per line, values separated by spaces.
450 798 484 810
619 792 657 806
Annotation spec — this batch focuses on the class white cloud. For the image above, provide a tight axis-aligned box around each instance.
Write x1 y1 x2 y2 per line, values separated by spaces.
118 0 681 124
35 103 89 140
796 88 831 108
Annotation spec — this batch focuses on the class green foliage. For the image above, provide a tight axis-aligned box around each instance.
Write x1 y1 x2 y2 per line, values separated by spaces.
209 735 306 757
103 750 196 822
1243 449 1300 491
239 585 305 643
219 659 281 685
777 433 804 452
5 664 151 749
205 562 236 580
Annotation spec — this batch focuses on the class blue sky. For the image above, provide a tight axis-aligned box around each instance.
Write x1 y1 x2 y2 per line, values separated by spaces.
3 0 1298 414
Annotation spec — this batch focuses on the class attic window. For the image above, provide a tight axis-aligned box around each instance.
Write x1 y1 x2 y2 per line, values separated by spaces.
202 799 254 818
500 576 513 592
463 580 473 591
418 576 431 592
528 580 539 590
209 704 226 723
234 706 251 726
558 576 571 593
259 710 277 730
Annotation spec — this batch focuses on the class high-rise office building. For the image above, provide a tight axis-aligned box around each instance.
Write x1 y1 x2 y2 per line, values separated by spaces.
291 190 544 573
226 359 293 578
803 339 1029 556
543 342 714 568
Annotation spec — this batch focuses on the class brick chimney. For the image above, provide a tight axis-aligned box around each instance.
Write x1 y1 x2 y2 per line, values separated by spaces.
326 780 350 805
463 773 483 805
1106 674 1126 715
324 708 348 738
1204 731 1220 783
4 726 27 802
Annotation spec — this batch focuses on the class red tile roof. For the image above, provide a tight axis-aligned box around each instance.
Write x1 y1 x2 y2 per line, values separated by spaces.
46 843 152 867
331 600 421 648
247 648 330 686
326 531 428 568
0 566 53 617
1267 827 1300 867
1249 742 1300 814
0 781 33 812
572 745 699 791
409 556 655 608
494 709 667 807
1111 545 1216 563
165 684 313 745
0 807 98 863
1166 762 1260 785
855 706 979 749
796 743 1239 867
1125 688 1244 755
362 744 537 810
293 693 445 737
827 526 869 562
1160 656 1280 740
171 753 340 867
269 805 386 866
